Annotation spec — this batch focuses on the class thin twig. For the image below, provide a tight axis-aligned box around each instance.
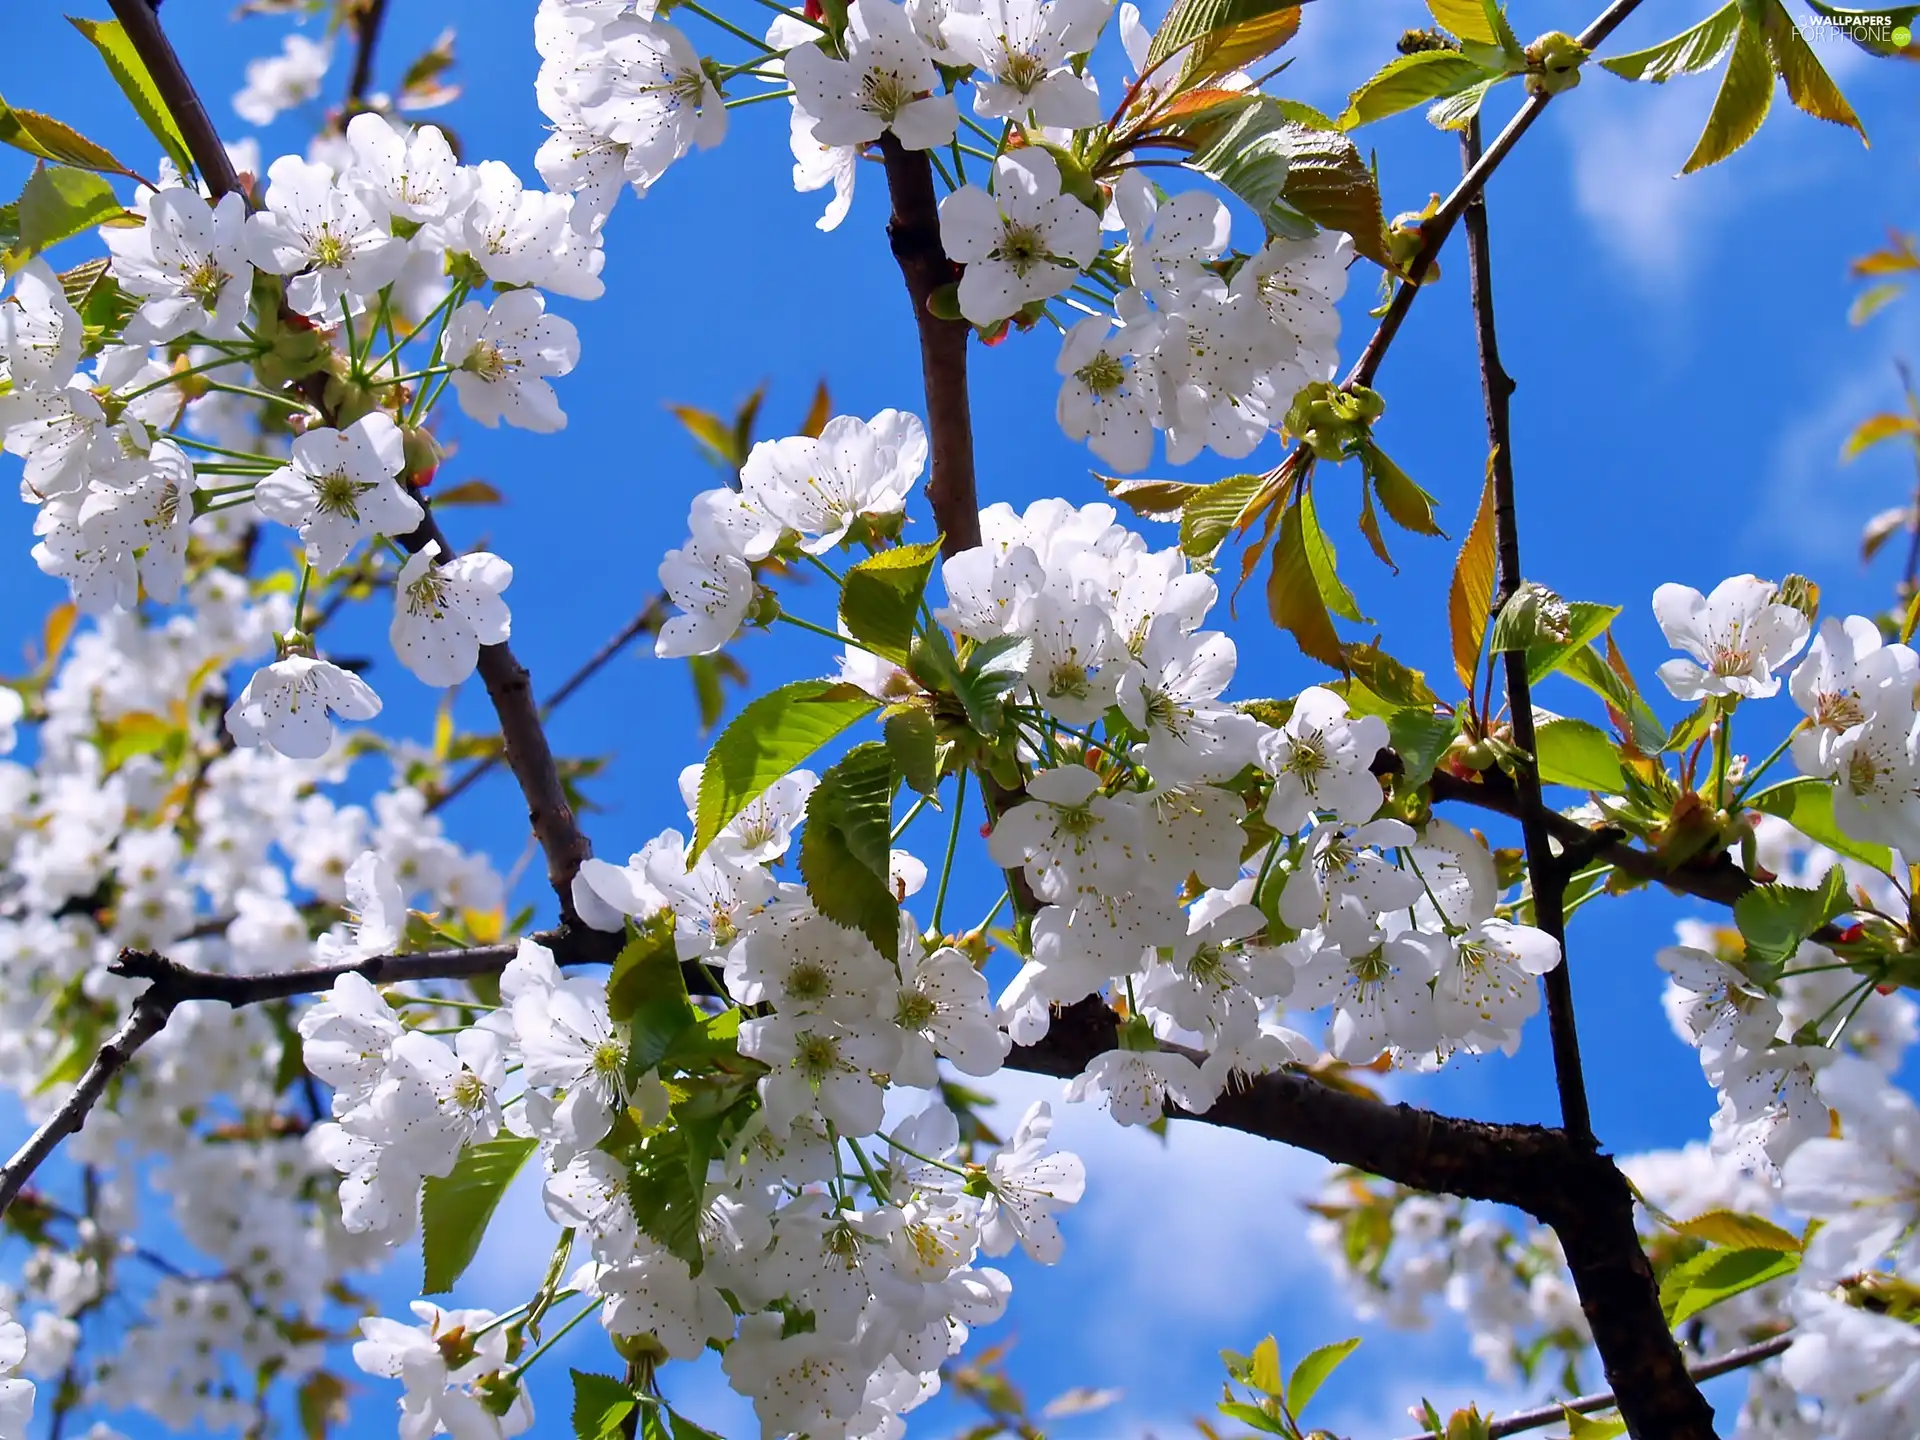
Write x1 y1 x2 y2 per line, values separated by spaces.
429 595 668 814
1458 114 1593 1151
343 0 394 117
105 0 245 201
1342 0 1647 394
1389 1334 1794 1440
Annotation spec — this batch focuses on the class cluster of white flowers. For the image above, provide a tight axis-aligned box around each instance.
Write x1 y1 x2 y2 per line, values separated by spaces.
0 560 507 1434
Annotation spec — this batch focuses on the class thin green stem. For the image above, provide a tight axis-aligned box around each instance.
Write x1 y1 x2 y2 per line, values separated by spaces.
1732 723 1808 807
928 149 957 190
505 1298 597 1380
191 462 277 476
932 769 968 933
169 435 281 465
883 1131 971 1178
1712 700 1733 809
775 611 864 650
340 298 362 378
846 1135 891 1202
200 380 314 412
972 888 1010 935
725 86 795 108
386 365 457 386
739 0 828 28
293 563 314 632
891 790 934 843
120 351 265 402
1827 980 1878 1048
677 0 778 50
372 285 461 375
957 112 1002 149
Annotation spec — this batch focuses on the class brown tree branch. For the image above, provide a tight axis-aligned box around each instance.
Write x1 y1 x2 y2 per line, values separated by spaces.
343 0 394 117
1343 0 1646 394
878 136 981 558
106 0 245 200
1389 1334 1792 1440
429 594 669 814
1458 115 1592 1150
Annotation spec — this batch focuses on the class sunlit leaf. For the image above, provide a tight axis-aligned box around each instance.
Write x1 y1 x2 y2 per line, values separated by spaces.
1681 19 1773 174
1447 455 1497 691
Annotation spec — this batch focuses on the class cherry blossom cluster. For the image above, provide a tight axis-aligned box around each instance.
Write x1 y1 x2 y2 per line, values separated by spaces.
0 564 507 1434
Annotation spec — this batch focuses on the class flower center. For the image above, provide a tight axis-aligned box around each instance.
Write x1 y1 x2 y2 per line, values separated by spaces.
786 961 832 1003
1075 351 1126 398
1001 49 1048 93
1709 642 1754 678
184 258 226 305
996 221 1046 276
311 229 349 269
795 1030 841 1079
405 569 450 618
466 342 511 383
859 68 916 121
590 1038 625 1080
449 1071 487 1115
896 991 937 1030
314 470 367 520
1816 691 1866 732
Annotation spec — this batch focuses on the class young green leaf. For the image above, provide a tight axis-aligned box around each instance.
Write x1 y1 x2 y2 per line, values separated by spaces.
421 1136 539 1294
1359 442 1445 537
1745 777 1893 872
67 18 196 177
572 1371 638 1440
1733 866 1851 967
1248 1333 1283 1394
1299 486 1368 624
1600 2 1742 81
1145 0 1297 73
1661 1245 1801 1325
799 741 900 958
1180 470 1269 558
693 679 878 861
1523 601 1620 685
1447 456 1497 692
1669 1209 1805 1253
953 634 1032 736
0 102 129 177
1681 19 1773 174
1285 1336 1361 1416
1388 708 1459 787
1427 0 1497 44
1802 0 1920 57
1427 76 1503 130
1533 717 1628 793
1760 0 1866 141
1339 51 1504 130
626 1125 704 1269
608 916 697 1079
883 706 941 795
668 1413 727 1440
1562 1408 1628 1440
1269 495 1345 668
9 165 125 269
840 541 942 664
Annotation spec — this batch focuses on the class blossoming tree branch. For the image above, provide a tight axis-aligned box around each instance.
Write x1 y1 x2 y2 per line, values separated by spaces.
0 0 1910 1436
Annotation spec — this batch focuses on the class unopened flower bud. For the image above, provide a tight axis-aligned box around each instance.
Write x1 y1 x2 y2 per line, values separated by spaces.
1523 31 1586 95
1775 573 1820 624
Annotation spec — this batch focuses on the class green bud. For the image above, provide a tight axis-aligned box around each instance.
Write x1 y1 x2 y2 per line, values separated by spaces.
1523 31 1587 95
1030 140 1103 212
1118 1014 1159 1052
401 425 444 486
747 586 781 628
1776 573 1820 625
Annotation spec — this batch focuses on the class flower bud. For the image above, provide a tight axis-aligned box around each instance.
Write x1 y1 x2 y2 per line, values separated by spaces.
1523 31 1586 96
401 424 444 488
1775 573 1820 625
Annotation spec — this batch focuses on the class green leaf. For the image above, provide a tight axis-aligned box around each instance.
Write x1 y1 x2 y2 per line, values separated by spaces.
1681 18 1773 174
1428 0 1497 44
67 18 196 178
296 1370 348 1440
1180 470 1268 558
693 679 878 861
627 1125 704 1269
1427 76 1503 130
1447 457 1497 692
1361 442 1443 537
1524 602 1620 685
668 1414 727 1440
1661 1245 1801 1325
608 916 697 1080
1746 777 1893 872
572 1371 638 1440
1762 0 1866 141
1600 2 1742 80
1734 866 1851 967
953 634 1032 737
1389 708 1458 788
1285 1336 1360 1417
9 165 124 269
1175 103 1395 266
0 101 128 176
800 741 899 958
659 1007 742 1067
1146 0 1292 70
1339 51 1505 130
1300 486 1367 624
1216 1402 1290 1435
1269 495 1344 668
1100 472 1207 521
1344 642 1439 709
1563 1409 1628 1440
1533 717 1627 793
1562 644 1666 753
1669 1209 1805 1253
421 1136 538 1294
1248 1334 1283 1394
840 541 942 664
883 707 941 795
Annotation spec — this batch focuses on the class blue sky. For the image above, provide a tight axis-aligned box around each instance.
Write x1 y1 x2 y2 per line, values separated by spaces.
3 2 1919 1436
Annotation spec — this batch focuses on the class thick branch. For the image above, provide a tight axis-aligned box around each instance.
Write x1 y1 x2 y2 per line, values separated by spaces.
107 0 245 200
1342 0 1646 393
430 594 668 814
344 0 394 116
1458 116 1592 1150
878 136 980 557
0 996 168 1217
399 509 595 917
